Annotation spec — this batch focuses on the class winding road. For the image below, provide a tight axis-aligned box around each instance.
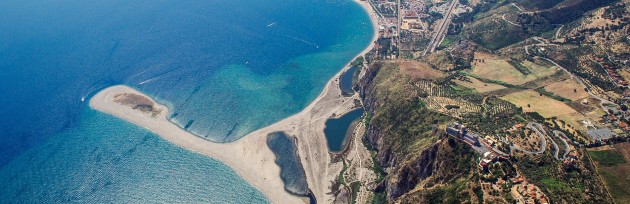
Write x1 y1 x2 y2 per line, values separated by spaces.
553 130 571 159
510 122 549 156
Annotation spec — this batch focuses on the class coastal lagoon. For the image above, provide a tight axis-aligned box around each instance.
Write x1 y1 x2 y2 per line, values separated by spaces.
0 0 373 202
267 132 309 196
339 65 358 95
324 108 364 152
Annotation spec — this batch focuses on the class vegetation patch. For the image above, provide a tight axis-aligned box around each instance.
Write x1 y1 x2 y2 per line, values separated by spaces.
589 150 626 167
534 87 570 102
508 59 531 75
454 76 507 93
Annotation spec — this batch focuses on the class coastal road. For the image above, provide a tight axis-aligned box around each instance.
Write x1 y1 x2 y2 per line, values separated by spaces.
422 0 458 57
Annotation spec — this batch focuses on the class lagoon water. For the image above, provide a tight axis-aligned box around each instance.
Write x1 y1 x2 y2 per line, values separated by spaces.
324 108 364 152
339 65 358 95
267 132 309 196
0 0 372 202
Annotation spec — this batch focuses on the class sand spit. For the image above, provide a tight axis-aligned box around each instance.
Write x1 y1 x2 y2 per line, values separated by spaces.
90 1 379 203
90 86 306 203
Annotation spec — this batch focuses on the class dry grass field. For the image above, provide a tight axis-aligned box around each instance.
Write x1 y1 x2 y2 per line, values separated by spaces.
468 52 557 85
556 112 588 131
502 90 587 129
502 90 578 117
618 69 630 82
614 143 630 162
544 79 590 101
454 76 507 93
397 60 445 80
521 60 558 76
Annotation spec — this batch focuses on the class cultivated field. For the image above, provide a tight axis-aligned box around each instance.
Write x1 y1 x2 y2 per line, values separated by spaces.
589 145 630 204
468 52 556 85
614 143 630 162
544 79 590 101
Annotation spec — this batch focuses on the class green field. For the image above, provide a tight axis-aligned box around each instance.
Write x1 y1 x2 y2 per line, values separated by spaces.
589 150 626 167
589 149 630 203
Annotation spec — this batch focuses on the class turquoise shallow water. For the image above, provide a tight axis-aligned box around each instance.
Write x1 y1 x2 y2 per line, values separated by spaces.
0 0 372 202
0 108 267 203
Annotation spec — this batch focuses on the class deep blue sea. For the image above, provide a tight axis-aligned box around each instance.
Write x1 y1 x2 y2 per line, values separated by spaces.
0 0 372 202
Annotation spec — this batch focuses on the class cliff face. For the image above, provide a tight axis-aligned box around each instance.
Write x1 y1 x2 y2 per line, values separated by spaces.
357 62 475 203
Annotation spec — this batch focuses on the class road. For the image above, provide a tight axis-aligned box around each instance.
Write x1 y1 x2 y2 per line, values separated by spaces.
547 131 560 159
501 14 521 27
553 130 571 159
422 0 458 56
521 41 617 111
511 122 547 155
510 3 524 12
537 57 616 111
554 25 564 39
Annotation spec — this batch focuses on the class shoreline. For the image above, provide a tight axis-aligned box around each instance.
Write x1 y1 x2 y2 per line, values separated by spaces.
90 0 379 203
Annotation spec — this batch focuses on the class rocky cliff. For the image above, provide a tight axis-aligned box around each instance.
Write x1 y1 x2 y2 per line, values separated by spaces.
357 62 476 203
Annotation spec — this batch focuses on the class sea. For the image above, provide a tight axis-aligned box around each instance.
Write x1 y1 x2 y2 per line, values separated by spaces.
0 0 373 202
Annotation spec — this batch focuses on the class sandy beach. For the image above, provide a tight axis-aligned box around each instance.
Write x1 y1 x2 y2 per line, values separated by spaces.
90 1 379 203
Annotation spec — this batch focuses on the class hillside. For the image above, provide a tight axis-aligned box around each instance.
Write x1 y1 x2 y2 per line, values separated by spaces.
336 0 630 203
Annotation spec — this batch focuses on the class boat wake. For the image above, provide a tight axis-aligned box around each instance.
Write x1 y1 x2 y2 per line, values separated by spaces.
282 34 319 49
